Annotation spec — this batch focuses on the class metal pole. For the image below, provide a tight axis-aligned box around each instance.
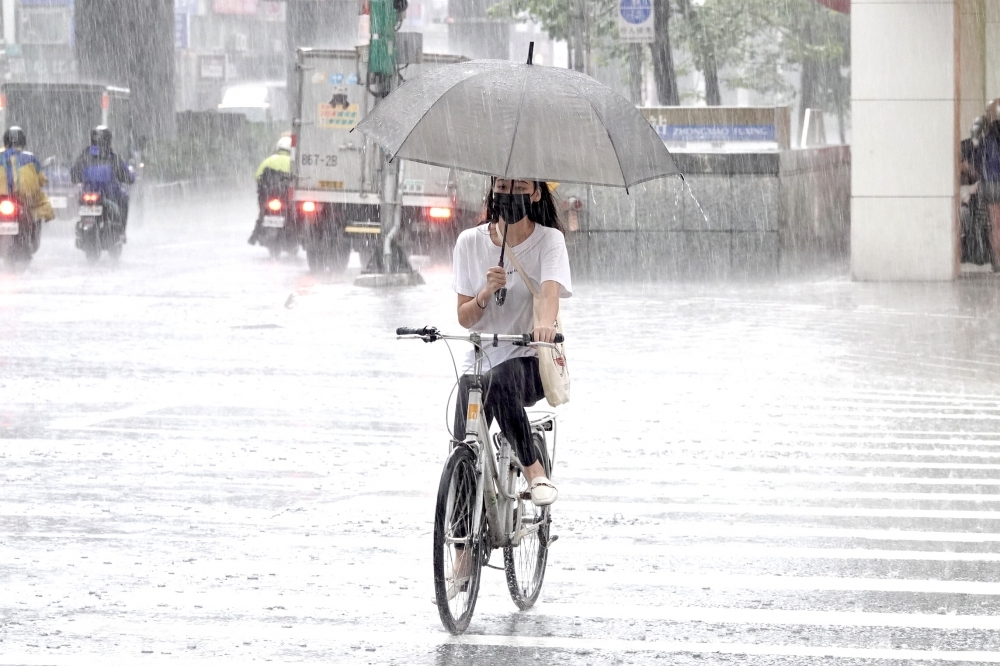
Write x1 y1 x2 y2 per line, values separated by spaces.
380 157 402 269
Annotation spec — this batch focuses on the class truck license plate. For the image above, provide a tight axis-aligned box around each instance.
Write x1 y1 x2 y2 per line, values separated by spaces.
80 205 103 217
263 215 285 228
0 221 17 235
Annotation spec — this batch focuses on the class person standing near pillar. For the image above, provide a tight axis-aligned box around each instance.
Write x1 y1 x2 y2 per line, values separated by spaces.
974 100 1000 272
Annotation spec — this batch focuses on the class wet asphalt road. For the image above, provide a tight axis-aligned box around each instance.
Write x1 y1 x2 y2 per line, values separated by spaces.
3 193 1000 664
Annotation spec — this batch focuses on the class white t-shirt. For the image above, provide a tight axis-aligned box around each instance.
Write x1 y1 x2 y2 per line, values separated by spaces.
452 223 572 371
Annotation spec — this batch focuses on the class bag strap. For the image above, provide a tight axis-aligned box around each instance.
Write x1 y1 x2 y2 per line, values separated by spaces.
505 248 539 297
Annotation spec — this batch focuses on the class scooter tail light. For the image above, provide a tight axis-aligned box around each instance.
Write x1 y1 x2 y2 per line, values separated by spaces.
0 199 16 217
82 193 100 203
267 198 283 212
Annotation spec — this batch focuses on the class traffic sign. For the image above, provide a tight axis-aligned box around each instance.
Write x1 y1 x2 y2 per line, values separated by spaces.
618 0 654 43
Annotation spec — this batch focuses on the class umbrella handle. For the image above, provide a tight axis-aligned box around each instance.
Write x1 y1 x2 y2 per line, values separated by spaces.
495 220 510 306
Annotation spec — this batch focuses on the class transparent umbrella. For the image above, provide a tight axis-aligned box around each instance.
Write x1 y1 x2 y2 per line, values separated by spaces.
355 45 681 303
354 48 679 190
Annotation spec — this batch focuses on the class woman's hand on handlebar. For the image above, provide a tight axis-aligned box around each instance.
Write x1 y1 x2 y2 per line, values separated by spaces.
532 325 558 344
484 266 506 296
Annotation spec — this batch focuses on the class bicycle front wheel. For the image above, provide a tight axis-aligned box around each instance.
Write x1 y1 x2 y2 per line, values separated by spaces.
504 433 551 610
433 444 485 634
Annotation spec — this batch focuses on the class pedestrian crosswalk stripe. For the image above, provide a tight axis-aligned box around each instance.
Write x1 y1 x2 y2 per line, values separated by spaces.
654 446 1000 458
521 602 1000 629
658 458 1000 470
568 470 1000 485
561 501 1000 520
558 543 1000 562
6 636 1000 664
544 571 1000 595
445 633 1000 661
568 487 1000 502
559 521 1000 543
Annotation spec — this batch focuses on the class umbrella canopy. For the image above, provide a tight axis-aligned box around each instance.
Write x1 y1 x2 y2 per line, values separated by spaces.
354 60 679 189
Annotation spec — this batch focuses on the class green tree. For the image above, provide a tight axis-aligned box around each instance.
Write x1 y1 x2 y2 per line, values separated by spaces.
488 0 619 72
671 0 850 131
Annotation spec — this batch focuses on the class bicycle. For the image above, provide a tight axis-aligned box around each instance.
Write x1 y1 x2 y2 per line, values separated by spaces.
396 326 563 634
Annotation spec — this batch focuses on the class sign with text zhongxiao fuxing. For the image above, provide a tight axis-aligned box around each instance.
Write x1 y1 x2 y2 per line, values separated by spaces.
618 0 654 43
657 124 777 142
640 106 792 149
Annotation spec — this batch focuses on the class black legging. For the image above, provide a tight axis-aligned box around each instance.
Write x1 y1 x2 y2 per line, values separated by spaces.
453 356 545 467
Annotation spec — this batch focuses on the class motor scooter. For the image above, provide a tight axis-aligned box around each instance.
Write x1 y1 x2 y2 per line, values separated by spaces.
75 190 125 262
0 194 40 270
255 171 298 260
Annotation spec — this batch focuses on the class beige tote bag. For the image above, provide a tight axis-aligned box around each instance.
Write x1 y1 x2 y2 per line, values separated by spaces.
506 251 570 407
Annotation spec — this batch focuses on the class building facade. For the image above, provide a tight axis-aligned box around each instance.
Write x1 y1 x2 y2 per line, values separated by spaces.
851 0 995 280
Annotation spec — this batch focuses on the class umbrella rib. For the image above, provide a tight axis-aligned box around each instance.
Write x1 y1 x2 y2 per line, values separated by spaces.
577 90 630 190
501 67 530 179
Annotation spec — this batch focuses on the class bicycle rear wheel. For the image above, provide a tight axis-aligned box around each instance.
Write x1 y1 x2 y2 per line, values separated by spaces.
433 444 485 634
503 432 551 610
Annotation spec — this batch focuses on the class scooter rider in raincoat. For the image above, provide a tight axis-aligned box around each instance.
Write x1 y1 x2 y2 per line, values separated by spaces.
0 126 55 222
70 126 135 232
248 135 293 245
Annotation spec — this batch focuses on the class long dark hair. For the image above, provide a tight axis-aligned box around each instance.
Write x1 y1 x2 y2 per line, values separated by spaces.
482 178 564 234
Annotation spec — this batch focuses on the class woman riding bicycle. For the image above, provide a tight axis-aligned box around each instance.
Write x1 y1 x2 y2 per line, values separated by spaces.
452 177 572 507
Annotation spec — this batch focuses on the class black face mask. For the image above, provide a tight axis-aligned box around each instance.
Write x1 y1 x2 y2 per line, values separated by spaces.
493 192 532 225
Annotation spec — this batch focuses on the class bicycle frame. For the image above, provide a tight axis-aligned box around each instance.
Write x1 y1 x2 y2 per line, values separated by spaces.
459 332 552 551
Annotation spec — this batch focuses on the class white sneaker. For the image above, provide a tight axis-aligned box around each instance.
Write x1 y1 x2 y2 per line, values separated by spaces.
530 477 558 506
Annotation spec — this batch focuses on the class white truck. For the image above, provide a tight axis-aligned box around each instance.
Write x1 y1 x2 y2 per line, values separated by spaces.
291 47 475 272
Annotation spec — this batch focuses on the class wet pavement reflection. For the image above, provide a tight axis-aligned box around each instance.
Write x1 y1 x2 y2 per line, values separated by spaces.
3 193 1000 663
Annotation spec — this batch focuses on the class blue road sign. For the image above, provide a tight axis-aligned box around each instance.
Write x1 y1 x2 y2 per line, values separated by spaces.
620 0 652 25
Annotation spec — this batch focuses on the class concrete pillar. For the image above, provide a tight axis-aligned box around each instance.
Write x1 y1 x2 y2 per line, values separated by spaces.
986 1 1000 98
76 0 176 142
851 0 959 280
960 0 986 133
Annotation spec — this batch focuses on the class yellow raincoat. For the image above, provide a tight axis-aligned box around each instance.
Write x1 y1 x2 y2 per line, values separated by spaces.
0 149 55 222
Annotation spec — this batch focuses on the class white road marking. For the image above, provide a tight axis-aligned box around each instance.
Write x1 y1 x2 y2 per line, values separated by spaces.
555 542 1000 562
5 629 1000 664
524 601 1000 629
543 570 1000 595
667 459 1000 470
48 402 176 430
448 634 1000 661
559 501 1000 520
568 470 1000 485
567 487 1000 503
741 447 1000 459
568 521 1000 543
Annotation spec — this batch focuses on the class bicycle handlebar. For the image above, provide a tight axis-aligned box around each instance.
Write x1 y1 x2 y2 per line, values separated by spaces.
396 326 563 345
396 326 437 337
